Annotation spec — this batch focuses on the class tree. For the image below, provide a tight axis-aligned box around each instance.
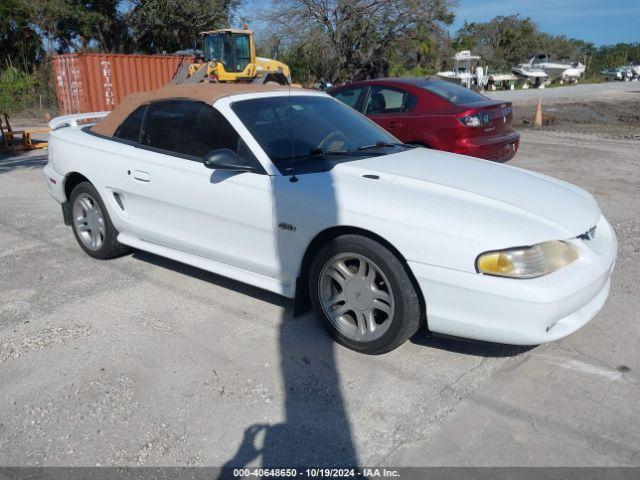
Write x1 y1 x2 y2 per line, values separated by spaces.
453 15 538 71
129 0 240 54
17 0 238 55
264 0 455 83
536 32 593 65
588 43 640 75
453 15 593 72
388 22 453 76
25 0 129 53
0 0 43 69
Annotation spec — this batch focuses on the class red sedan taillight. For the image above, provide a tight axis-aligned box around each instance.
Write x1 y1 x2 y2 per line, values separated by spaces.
458 111 491 127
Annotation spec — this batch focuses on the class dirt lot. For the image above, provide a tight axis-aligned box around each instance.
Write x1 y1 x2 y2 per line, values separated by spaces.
513 100 640 138
489 80 640 138
0 84 639 467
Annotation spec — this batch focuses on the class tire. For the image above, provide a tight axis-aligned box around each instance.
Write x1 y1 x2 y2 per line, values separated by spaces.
69 182 130 259
309 234 423 354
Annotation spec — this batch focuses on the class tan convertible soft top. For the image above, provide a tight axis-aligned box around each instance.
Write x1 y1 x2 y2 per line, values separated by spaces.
91 83 293 137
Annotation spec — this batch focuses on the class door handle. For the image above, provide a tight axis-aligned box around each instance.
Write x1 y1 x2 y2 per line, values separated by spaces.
132 170 150 182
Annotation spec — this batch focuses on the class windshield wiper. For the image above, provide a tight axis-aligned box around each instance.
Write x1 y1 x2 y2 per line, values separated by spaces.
277 148 370 161
308 148 370 157
356 141 416 151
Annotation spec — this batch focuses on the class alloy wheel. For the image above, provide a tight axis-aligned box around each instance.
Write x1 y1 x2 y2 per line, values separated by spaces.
72 193 106 251
318 252 395 342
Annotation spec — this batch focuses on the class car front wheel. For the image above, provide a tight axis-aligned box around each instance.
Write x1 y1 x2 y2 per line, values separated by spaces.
309 234 423 354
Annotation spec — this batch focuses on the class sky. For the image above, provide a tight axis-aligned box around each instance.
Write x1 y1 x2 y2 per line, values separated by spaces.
238 0 639 47
450 0 640 46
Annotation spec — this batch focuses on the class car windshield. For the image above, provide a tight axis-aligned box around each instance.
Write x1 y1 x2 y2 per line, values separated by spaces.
421 79 488 105
231 95 405 175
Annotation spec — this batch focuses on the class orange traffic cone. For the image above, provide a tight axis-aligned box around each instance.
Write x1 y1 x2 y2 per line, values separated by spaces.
534 99 543 127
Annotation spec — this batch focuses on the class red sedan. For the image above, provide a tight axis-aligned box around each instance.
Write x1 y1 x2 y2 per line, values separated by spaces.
329 77 520 162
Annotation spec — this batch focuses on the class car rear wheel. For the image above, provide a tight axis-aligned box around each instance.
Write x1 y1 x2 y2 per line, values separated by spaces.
69 182 129 259
309 234 422 354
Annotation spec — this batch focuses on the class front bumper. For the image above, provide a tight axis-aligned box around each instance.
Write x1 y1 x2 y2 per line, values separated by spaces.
408 215 617 345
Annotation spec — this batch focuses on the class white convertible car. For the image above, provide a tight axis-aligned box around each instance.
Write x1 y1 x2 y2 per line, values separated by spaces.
44 84 617 354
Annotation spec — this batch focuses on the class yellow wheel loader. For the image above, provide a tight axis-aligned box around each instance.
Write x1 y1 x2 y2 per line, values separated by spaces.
172 28 291 85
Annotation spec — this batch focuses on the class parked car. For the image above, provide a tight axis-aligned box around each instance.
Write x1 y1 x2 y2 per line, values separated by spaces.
44 83 615 354
329 77 520 162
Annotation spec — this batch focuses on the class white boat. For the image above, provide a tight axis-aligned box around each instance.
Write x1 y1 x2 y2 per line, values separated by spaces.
511 64 549 88
518 54 585 84
621 63 640 80
601 66 633 81
488 72 517 90
560 62 587 83
437 51 489 90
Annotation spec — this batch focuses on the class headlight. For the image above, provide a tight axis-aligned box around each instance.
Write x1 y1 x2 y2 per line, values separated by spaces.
476 241 578 278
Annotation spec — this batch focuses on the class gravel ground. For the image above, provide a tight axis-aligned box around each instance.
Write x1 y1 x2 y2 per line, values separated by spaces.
0 89 638 467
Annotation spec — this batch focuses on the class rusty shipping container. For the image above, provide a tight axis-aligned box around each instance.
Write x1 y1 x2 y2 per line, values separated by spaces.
52 53 194 115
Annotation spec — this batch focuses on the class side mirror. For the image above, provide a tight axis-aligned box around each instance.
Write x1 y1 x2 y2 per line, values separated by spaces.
203 148 258 173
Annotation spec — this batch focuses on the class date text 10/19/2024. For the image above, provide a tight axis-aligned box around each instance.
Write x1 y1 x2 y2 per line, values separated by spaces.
232 468 401 478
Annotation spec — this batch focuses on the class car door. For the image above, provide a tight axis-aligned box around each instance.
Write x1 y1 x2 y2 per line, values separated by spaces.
363 86 416 140
110 99 277 278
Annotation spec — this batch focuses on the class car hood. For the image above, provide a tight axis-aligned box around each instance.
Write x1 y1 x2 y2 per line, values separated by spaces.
332 148 600 242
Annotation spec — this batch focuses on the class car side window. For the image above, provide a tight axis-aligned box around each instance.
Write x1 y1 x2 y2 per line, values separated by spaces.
140 99 261 169
364 86 416 115
114 105 147 142
332 87 365 110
